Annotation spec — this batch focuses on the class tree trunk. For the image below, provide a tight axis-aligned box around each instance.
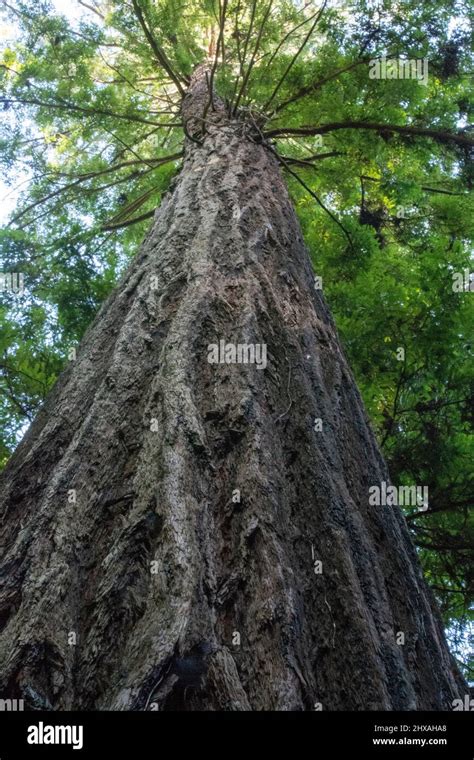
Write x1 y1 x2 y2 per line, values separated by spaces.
0 68 465 711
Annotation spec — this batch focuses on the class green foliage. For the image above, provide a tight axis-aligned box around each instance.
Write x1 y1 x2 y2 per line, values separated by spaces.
0 0 472 677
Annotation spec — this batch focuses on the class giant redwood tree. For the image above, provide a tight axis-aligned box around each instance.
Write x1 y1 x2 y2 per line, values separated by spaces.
0 0 472 710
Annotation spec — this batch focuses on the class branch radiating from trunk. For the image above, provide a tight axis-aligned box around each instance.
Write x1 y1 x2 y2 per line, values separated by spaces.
265 120 474 147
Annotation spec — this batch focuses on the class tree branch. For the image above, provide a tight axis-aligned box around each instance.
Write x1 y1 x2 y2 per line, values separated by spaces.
406 499 473 522
414 538 473 552
265 121 474 148
101 208 155 231
131 0 186 96
360 174 468 196
104 185 157 226
233 0 273 114
265 5 325 69
274 149 354 250
229 0 257 113
0 96 181 128
1 384 34 420
278 151 344 166
204 0 228 121
380 365 408 447
77 0 105 20
263 0 327 112
273 58 370 113
0 362 47 391
8 152 182 227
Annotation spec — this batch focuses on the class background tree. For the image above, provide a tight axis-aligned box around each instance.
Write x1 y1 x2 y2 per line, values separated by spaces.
0 0 472 706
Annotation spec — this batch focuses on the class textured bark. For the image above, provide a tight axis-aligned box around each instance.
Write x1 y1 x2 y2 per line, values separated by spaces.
0 68 465 711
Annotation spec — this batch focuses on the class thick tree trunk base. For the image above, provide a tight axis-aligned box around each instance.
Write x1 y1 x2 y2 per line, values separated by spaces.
0 117 464 710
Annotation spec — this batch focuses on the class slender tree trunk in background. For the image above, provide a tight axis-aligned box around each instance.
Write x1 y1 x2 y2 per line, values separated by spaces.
0 67 465 711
